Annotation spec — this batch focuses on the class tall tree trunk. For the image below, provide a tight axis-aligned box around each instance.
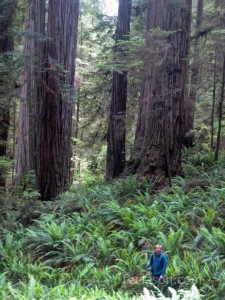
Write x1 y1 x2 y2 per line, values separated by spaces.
0 0 16 187
14 0 79 199
37 0 79 199
215 52 225 161
106 0 132 180
14 0 45 187
185 0 204 147
129 0 192 184
210 58 217 151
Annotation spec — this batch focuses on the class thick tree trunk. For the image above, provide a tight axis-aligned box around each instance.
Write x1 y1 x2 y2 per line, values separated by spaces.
106 0 132 180
14 0 45 187
129 0 192 184
37 0 79 199
0 0 16 187
14 0 79 199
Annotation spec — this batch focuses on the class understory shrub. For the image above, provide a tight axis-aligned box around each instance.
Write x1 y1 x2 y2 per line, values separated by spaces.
1 167 225 299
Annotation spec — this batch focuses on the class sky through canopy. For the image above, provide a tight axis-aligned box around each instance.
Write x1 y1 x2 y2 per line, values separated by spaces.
102 0 118 16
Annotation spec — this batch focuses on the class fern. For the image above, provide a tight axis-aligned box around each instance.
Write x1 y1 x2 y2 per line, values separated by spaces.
158 228 185 254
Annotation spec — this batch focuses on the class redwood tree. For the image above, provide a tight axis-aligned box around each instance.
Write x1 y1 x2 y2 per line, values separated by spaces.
0 0 16 187
129 0 192 184
215 52 225 161
14 0 80 199
37 0 80 199
106 0 132 180
14 0 45 188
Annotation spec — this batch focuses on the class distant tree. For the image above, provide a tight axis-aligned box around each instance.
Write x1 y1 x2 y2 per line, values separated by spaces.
215 52 225 160
0 0 16 187
14 0 80 199
185 0 204 147
129 0 192 185
72 0 116 177
106 0 132 180
191 0 225 154
181 0 225 154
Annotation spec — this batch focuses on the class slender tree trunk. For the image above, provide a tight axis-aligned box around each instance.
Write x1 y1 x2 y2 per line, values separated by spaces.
215 52 225 161
185 0 204 146
74 89 80 175
106 0 132 180
129 0 192 183
37 0 80 199
0 0 16 187
210 58 217 151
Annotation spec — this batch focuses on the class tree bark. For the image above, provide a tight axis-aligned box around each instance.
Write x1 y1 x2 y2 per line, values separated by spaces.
37 0 80 199
14 0 46 187
210 58 217 151
0 0 16 187
106 0 132 180
129 0 192 184
14 0 80 200
215 52 225 161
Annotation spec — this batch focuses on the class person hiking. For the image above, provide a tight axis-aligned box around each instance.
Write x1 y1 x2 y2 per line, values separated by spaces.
147 244 168 288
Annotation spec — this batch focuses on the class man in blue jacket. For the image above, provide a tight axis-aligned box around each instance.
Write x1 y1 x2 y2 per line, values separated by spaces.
147 244 168 288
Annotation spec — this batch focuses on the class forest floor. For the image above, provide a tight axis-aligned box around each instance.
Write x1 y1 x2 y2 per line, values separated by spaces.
0 151 224 299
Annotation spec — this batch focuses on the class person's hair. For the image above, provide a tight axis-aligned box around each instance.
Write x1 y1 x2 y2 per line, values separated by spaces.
155 244 162 249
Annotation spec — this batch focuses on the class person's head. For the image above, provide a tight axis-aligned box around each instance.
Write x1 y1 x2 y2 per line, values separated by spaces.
155 244 162 255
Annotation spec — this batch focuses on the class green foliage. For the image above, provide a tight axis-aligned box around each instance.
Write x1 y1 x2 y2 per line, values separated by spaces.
1 0 225 297
23 220 94 268
158 228 185 255
0 156 11 171
199 227 225 259
183 151 215 172
1 157 225 299
22 189 41 201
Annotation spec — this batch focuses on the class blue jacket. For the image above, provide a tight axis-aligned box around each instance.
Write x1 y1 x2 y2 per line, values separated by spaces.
148 252 168 276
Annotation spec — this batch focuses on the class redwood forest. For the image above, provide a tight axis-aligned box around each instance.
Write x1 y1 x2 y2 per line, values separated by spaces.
0 0 225 299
